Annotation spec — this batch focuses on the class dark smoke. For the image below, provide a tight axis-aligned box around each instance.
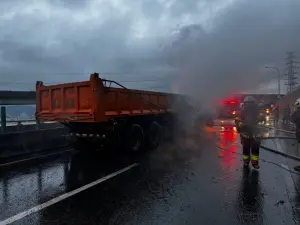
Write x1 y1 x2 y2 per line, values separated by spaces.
163 0 300 103
160 0 300 131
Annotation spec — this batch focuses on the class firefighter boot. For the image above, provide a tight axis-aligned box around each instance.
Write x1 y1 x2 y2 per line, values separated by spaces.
242 138 250 167
251 154 260 169
243 155 250 167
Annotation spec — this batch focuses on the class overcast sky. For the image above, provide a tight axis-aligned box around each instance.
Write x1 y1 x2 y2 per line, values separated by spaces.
0 0 300 101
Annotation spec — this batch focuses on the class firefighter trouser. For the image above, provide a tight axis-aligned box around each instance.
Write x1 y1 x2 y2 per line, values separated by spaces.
241 136 260 166
296 127 300 141
239 134 244 145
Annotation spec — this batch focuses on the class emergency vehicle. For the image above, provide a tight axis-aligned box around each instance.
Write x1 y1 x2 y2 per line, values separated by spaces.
218 97 241 119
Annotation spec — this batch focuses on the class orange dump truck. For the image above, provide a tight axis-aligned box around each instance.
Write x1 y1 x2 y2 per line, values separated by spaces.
36 73 187 152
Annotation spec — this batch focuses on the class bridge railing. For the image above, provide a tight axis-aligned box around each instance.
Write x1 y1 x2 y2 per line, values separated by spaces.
5 119 55 125
1 118 62 134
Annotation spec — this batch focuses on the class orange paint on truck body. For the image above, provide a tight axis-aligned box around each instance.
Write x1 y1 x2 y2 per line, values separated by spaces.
36 73 178 123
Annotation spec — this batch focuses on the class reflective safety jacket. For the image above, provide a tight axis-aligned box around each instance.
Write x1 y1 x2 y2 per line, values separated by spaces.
291 108 300 141
291 108 300 127
272 105 280 117
283 106 291 118
291 105 296 115
234 104 264 139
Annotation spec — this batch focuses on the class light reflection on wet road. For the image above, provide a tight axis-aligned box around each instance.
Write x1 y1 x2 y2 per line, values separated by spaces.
0 120 300 224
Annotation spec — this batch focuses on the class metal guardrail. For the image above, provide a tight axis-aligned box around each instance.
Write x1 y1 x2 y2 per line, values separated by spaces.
1 118 58 134
5 119 55 125
6 119 35 123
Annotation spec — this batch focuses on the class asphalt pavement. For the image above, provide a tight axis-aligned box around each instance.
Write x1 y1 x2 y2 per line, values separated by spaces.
1 120 300 225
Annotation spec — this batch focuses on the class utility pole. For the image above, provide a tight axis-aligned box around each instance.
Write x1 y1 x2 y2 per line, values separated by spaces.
284 51 299 93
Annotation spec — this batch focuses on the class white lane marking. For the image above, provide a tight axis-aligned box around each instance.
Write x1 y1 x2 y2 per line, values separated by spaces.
280 164 289 170
275 139 299 193
0 163 139 225
274 140 282 153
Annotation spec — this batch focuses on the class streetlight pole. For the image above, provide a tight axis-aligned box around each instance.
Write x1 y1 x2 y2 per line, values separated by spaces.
265 66 281 99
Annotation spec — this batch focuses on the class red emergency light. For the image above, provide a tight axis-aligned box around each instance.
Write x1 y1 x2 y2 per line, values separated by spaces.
222 100 238 105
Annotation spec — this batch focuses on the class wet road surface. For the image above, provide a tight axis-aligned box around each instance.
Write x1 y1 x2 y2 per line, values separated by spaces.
1 120 300 225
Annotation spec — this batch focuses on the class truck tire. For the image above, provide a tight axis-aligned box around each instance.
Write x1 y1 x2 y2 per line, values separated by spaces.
146 121 162 149
126 124 145 153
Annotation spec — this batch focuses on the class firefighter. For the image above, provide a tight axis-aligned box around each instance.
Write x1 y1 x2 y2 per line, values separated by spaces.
283 104 291 124
235 103 244 144
240 102 244 110
235 102 244 130
291 99 300 139
291 103 296 114
272 103 279 125
291 98 300 171
235 96 265 169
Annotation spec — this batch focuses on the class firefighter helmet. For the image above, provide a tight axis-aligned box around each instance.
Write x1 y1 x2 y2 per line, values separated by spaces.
243 96 256 103
295 98 300 108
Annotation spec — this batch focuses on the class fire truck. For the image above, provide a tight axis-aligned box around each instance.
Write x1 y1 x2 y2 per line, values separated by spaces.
217 97 241 119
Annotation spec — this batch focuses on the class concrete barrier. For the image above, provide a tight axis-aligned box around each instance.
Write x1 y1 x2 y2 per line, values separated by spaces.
0 127 69 159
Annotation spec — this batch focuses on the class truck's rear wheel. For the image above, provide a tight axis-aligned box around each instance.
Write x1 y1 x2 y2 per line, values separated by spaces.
126 124 145 153
146 121 162 149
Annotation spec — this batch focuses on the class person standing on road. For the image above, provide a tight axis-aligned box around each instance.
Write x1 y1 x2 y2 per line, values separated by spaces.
272 104 279 125
291 99 300 141
291 103 296 115
235 102 244 144
235 96 265 169
258 102 267 124
283 104 291 124
291 98 300 171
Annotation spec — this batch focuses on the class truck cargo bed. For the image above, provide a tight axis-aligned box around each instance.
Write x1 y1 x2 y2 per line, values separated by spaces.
36 73 173 123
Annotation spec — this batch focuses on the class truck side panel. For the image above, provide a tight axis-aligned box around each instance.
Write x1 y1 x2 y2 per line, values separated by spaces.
36 81 96 122
103 87 169 117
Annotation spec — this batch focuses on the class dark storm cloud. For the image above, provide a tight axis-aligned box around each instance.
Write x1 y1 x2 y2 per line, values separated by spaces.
0 0 299 96
49 0 89 9
168 0 202 17
0 0 184 90
0 0 137 88
141 0 164 18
